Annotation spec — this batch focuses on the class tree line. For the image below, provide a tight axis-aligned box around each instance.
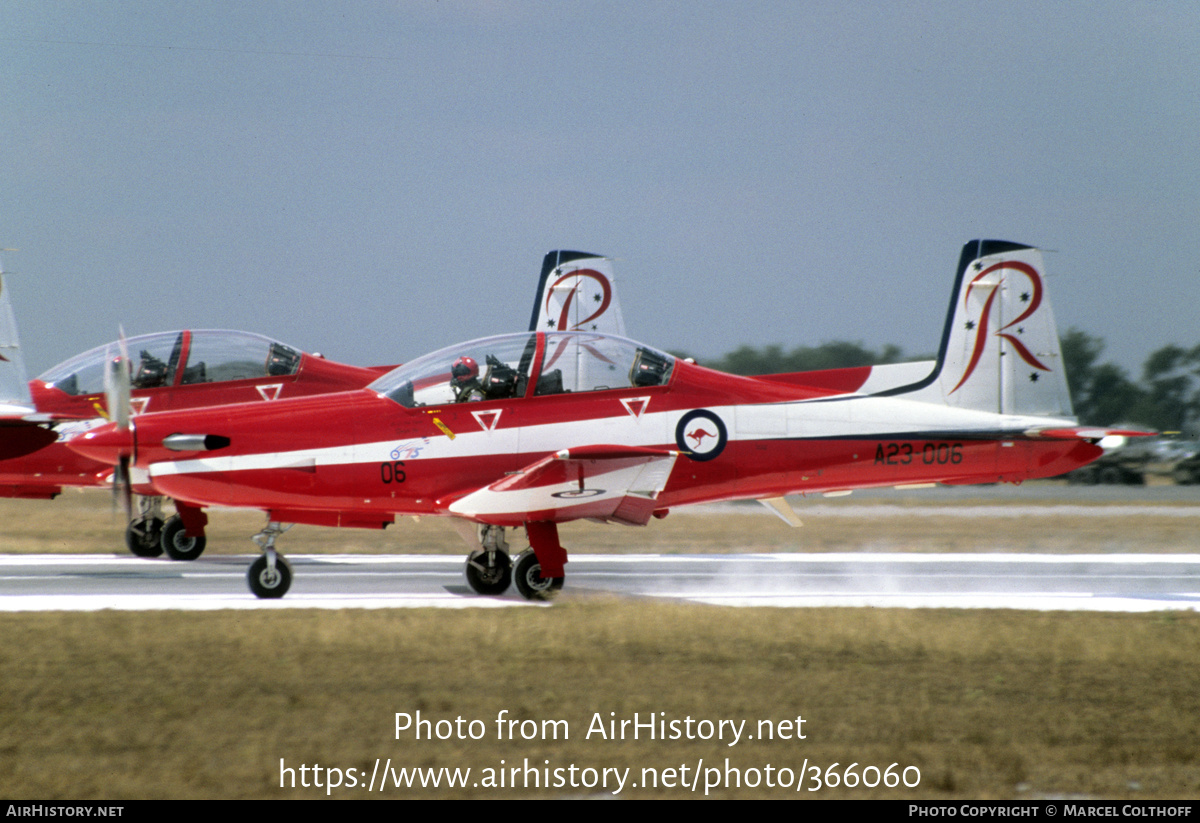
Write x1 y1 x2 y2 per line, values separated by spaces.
690 330 1200 434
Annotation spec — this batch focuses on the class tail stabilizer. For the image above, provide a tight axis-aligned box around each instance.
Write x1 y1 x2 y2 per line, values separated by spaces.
0 257 33 413
529 251 625 336
888 240 1074 418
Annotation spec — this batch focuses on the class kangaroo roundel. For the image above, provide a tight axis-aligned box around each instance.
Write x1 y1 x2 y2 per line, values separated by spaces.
675 409 728 461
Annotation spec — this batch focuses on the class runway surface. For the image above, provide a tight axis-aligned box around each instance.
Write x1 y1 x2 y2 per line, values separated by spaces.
2 551 1199 612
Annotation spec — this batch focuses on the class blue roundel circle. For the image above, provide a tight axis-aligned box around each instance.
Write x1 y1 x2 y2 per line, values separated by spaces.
675 409 728 462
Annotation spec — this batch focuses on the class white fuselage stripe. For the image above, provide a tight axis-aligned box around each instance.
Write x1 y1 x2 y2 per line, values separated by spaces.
148 397 1076 478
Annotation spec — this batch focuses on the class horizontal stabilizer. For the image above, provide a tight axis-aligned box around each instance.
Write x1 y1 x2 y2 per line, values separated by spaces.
1026 426 1157 441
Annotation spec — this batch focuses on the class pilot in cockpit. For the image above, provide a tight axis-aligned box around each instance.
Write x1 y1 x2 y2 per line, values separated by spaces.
451 356 485 402
452 354 522 402
133 350 170 389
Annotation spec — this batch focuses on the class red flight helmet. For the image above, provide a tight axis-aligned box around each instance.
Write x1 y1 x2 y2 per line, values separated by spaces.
451 356 479 384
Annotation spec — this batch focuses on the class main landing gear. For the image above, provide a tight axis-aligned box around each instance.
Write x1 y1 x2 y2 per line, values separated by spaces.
124 497 208 561
462 522 566 601
464 525 513 595
161 514 207 560
125 497 165 557
512 549 563 599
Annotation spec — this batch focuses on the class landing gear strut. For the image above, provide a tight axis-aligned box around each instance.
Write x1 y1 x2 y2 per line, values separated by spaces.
125 496 165 557
457 521 567 600
518 521 566 601
464 525 513 595
247 521 293 598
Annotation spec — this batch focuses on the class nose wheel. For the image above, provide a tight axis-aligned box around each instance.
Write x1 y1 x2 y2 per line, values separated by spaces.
248 552 292 598
247 521 293 598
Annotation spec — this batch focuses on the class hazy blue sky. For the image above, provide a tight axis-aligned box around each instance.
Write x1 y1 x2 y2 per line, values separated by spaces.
3 1 1197 377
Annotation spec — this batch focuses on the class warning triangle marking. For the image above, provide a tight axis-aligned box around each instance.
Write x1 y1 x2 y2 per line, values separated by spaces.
620 396 650 419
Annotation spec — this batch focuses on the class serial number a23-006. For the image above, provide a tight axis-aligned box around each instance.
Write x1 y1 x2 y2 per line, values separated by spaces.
874 442 963 466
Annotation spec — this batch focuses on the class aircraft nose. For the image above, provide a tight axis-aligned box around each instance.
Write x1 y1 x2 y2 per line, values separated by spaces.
68 422 135 465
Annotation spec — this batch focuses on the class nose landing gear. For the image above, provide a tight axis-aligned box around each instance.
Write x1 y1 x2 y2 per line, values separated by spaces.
125 496 165 558
247 521 293 598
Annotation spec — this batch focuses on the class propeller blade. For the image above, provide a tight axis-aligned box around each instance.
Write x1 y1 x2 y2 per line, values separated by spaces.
103 330 132 430
103 328 134 521
112 454 132 519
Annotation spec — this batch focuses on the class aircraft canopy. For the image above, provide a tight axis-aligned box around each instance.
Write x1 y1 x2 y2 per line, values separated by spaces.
371 331 676 408
38 330 303 396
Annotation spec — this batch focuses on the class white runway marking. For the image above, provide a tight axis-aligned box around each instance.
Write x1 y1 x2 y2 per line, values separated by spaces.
678 594 1200 611
788 505 1200 518
0 593 530 612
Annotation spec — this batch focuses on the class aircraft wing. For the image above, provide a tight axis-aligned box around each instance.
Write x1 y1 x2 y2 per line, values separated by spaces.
446 445 677 526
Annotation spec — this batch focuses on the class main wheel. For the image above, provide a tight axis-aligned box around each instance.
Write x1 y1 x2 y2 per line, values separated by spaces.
161 514 207 561
248 554 292 598
465 549 513 595
125 517 165 557
513 550 564 601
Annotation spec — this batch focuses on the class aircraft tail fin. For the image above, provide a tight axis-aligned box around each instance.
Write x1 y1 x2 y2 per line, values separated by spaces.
529 251 626 336
889 240 1074 418
0 256 33 411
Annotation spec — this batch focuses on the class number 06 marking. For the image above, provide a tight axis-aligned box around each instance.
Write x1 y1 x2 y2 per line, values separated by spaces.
380 461 406 483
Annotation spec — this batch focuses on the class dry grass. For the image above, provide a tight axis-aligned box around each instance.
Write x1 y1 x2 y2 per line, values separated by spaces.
1 605 1199 799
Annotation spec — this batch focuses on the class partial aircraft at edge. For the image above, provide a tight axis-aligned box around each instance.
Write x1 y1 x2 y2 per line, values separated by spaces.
0 249 624 560
68 240 1148 600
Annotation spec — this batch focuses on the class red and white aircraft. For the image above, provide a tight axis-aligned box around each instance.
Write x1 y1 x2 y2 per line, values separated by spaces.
16 329 392 556
0 250 625 560
69 240 1143 599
